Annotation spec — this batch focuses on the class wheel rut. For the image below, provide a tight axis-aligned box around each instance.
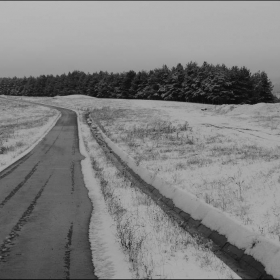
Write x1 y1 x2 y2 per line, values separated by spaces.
0 102 96 279
44 125 64 154
0 161 40 209
87 113 275 280
0 174 52 263
71 162 75 194
0 152 33 180
202 123 280 140
64 222 74 279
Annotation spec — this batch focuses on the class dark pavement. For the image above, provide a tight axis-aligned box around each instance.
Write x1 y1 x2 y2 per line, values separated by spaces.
0 104 96 279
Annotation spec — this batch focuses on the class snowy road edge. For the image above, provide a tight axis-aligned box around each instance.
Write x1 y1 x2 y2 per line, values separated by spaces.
0 105 61 174
76 110 132 279
8 97 279 278
6 98 132 279
91 120 280 279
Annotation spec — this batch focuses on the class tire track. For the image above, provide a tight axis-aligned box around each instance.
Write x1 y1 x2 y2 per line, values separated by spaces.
202 123 280 139
0 173 52 263
0 161 40 209
70 162 75 194
72 134 77 156
64 223 73 279
44 125 64 154
87 113 274 280
0 152 33 181
0 101 96 279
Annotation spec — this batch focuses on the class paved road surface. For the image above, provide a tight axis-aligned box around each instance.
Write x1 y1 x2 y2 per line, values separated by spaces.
0 103 96 279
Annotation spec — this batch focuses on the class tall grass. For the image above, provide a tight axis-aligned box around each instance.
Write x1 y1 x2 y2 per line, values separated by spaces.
0 99 59 167
88 106 280 243
81 114 237 279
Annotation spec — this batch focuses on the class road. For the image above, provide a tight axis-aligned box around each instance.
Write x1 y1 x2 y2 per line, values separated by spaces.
0 104 96 279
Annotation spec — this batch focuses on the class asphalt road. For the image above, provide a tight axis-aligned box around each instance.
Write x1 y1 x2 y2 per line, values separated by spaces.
0 104 96 279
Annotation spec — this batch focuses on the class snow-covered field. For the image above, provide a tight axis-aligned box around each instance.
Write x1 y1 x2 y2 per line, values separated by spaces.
23 95 280 244
88 101 280 245
8 95 280 278
0 97 60 173
79 110 238 279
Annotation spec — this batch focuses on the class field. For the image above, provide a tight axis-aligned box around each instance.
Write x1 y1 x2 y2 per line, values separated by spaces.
7 95 280 278
17 95 280 244
0 97 60 172
79 112 238 279
89 101 280 245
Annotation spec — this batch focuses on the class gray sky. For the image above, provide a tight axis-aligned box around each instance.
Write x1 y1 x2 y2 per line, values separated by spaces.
1 1 280 81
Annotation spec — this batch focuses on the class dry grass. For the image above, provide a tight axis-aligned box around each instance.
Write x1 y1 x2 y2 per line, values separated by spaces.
88 105 280 243
0 98 59 168
12 96 280 243
81 114 237 279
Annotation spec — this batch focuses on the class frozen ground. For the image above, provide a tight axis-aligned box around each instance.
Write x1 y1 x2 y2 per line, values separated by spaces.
26 95 280 244
92 101 280 244
6 95 241 278
91 102 280 243
0 97 60 173
8 95 280 278
77 112 132 279
79 109 239 279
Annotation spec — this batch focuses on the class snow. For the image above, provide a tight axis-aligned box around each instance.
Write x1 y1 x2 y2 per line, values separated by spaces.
20 97 238 278
1 96 132 279
267 251 280 279
96 123 280 278
0 98 61 173
74 110 133 279
83 117 239 279
0 113 60 173
87 103 280 279
56 94 95 99
10 96 280 278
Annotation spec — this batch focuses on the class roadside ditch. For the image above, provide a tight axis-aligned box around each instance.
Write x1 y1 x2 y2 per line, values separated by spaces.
86 112 276 280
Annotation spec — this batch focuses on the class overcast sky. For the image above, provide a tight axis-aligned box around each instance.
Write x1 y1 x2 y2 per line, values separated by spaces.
1 1 280 82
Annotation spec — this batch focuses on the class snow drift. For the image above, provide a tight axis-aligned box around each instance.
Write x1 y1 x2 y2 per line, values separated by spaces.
91 120 280 279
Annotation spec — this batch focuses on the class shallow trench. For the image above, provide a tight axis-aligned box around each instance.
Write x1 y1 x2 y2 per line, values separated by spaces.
86 113 274 280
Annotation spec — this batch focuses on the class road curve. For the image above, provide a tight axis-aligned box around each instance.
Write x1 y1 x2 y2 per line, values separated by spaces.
0 103 96 279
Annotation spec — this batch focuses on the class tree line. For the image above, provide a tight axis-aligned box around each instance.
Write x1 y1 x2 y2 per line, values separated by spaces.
0 61 276 104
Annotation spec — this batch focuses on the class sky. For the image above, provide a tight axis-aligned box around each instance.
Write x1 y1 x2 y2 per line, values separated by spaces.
0 1 280 82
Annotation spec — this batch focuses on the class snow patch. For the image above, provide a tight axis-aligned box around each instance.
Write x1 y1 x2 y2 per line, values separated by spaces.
93 121 280 279
1 98 131 278
0 110 61 174
76 112 132 279
55 94 95 99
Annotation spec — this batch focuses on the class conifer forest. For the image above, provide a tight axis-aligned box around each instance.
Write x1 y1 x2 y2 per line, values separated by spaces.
0 61 276 105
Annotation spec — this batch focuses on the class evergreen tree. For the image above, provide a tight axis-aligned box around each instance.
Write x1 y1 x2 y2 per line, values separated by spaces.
251 71 274 103
0 62 275 105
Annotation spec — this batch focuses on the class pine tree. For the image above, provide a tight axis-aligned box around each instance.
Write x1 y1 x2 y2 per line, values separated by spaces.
251 71 274 103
